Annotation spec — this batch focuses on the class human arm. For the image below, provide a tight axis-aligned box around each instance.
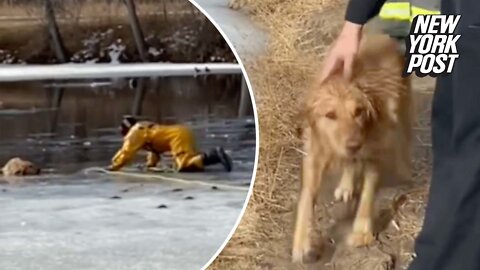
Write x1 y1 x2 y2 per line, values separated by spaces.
146 152 160 168
108 126 147 171
319 0 388 82
345 0 388 25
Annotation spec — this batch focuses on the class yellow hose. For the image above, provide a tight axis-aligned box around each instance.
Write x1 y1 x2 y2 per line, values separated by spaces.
83 167 250 192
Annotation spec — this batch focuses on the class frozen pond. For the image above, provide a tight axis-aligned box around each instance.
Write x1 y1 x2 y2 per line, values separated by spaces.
0 1 258 268
0 174 248 270
0 106 255 270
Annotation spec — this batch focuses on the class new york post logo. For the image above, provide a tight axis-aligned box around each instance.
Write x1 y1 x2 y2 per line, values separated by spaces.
404 15 461 77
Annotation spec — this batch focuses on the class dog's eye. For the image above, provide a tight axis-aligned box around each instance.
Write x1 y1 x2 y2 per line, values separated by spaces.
354 107 364 117
325 111 337 120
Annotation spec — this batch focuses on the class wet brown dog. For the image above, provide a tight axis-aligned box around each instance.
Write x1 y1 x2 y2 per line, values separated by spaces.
1 157 41 177
292 35 413 263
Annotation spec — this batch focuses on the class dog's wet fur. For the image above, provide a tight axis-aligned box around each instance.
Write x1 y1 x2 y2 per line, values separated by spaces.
292 34 413 263
1 157 41 177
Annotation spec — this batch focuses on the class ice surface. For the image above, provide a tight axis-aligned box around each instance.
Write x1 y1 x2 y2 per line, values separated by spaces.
0 115 255 270
0 174 248 270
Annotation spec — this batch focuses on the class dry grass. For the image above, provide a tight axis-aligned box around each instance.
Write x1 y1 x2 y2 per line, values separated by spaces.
209 0 345 269
209 0 436 269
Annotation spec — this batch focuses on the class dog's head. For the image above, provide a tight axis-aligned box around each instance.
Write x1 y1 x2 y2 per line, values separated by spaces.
2 158 41 176
305 77 378 158
20 160 41 176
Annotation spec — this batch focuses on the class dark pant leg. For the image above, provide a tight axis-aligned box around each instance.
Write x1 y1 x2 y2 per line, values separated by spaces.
432 24 480 270
408 74 454 270
409 9 480 270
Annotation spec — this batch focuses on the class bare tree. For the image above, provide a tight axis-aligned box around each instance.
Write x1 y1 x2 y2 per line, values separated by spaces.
44 0 67 133
44 0 67 62
124 0 148 62
124 0 149 115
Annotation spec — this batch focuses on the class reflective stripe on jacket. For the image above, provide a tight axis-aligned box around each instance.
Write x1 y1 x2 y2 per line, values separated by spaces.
379 0 441 22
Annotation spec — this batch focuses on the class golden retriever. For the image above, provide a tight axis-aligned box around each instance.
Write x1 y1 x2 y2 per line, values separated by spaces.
1 157 41 177
292 34 412 263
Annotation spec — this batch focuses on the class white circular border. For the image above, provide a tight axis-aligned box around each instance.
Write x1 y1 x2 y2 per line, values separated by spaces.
186 1 260 269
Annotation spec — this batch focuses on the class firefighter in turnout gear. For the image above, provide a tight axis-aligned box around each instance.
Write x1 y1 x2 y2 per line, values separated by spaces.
108 116 233 172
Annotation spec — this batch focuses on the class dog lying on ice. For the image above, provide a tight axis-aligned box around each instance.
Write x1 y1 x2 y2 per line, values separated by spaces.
292 34 412 263
1 157 41 176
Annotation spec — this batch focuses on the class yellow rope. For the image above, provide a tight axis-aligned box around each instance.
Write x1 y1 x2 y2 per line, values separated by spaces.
84 167 250 192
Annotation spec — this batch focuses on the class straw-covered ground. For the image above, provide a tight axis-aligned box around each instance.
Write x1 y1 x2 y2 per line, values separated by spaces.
208 0 436 269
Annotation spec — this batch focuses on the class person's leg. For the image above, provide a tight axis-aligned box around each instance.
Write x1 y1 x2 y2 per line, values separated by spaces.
429 29 480 270
175 152 204 172
201 147 233 172
171 126 233 172
145 152 160 168
408 74 454 270
409 4 480 269
174 148 233 172
434 17 480 269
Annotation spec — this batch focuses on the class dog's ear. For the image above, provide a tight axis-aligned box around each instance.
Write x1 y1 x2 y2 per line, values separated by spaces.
349 80 380 122
304 100 323 131
294 106 310 139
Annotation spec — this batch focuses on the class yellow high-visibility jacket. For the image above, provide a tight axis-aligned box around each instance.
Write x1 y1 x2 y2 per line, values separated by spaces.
379 0 440 22
109 121 204 171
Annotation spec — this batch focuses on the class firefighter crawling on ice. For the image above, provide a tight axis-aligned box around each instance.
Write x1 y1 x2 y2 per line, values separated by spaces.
107 116 233 172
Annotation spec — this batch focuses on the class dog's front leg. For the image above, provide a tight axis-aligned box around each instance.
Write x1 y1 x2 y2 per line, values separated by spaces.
292 137 324 263
348 161 379 247
334 161 356 202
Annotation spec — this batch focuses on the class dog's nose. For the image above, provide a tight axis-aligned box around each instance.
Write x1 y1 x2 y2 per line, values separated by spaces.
346 141 362 153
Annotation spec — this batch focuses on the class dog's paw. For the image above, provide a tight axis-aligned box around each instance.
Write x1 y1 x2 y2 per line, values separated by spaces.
347 232 375 247
334 185 354 202
291 244 320 264
348 218 375 247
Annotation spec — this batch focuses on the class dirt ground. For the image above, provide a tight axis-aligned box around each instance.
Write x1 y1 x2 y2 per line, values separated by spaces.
208 1 436 269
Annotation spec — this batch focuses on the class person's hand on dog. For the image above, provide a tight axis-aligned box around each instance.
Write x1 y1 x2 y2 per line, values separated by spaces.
320 21 363 83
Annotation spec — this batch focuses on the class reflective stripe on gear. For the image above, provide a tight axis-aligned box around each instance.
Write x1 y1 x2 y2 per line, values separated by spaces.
379 2 440 22
379 2 411 21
